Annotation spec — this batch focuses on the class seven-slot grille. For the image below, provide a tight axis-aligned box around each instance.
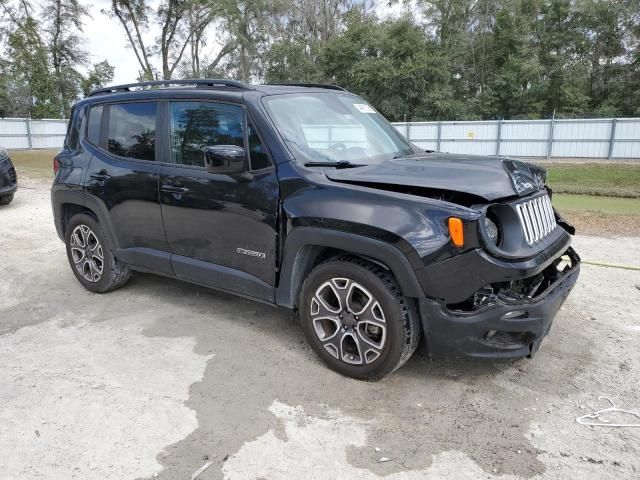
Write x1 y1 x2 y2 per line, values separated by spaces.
515 193 556 245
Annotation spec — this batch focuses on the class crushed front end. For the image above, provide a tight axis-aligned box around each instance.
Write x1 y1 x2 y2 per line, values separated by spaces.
417 188 581 359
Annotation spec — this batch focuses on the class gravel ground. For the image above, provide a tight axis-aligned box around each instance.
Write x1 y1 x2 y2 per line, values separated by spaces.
560 210 640 237
1 177 639 480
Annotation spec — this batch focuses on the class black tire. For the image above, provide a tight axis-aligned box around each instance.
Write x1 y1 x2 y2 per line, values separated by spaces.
65 213 131 293
299 255 421 380
0 194 14 205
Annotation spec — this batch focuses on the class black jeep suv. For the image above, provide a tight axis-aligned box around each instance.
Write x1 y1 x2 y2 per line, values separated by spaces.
52 80 580 379
0 147 17 205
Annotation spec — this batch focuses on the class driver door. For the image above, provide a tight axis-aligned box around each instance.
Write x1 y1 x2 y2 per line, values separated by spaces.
158 100 279 301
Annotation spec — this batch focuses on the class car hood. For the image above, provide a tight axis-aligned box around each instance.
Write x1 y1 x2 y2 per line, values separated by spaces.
324 153 546 202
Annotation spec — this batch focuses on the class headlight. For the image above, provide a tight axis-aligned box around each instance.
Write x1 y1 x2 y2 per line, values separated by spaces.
484 217 500 245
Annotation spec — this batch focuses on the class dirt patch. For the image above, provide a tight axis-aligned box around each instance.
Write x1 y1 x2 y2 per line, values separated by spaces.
560 210 640 237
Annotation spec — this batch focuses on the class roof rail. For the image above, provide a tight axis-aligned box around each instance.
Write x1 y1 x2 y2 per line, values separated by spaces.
88 79 253 97
267 83 347 91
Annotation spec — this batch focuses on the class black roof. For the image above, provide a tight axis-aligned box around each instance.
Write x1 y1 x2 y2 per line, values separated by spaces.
87 79 347 98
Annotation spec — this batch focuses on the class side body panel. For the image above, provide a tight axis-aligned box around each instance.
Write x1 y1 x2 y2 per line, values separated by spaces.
82 101 172 273
159 165 280 286
51 104 92 239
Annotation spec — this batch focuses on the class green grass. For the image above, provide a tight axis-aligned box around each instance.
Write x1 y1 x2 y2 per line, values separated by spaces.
553 193 640 215
545 163 640 198
9 149 57 179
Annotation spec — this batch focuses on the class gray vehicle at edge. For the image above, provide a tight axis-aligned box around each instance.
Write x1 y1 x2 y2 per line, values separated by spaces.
51 80 580 380
0 147 17 205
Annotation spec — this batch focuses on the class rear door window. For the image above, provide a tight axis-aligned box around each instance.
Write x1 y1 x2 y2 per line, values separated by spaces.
169 101 244 168
87 105 103 146
107 102 157 161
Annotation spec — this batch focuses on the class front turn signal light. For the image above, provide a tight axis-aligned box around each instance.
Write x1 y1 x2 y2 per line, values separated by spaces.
448 217 464 247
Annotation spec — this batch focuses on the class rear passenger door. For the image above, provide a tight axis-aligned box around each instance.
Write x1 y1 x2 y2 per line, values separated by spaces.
158 100 279 300
84 101 171 274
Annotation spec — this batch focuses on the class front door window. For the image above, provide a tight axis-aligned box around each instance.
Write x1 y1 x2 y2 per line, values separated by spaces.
169 102 244 167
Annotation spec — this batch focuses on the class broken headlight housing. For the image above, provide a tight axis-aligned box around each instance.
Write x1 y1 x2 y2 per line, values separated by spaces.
484 216 500 245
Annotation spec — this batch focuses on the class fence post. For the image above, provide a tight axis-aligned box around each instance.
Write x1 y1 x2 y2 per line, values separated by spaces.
608 118 618 160
25 118 33 149
546 118 555 160
405 122 410 141
496 119 503 156
436 121 442 151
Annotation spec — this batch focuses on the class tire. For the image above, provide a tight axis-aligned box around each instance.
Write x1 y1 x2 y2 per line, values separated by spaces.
299 255 421 380
0 194 14 205
65 213 131 293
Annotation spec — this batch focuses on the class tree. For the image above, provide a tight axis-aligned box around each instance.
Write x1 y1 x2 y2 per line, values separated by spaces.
108 0 156 79
0 0 58 117
183 0 220 77
320 14 465 121
3 0 640 120
158 0 191 79
81 61 115 96
109 0 194 80
263 0 364 83
1 0 111 117
576 0 639 116
213 0 275 82
44 0 90 116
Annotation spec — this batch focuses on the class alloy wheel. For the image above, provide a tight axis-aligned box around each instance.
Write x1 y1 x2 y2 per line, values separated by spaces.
310 277 387 365
69 224 104 283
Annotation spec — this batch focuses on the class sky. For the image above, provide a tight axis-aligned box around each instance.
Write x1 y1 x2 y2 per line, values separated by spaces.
84 0 159 84
83 0 408 86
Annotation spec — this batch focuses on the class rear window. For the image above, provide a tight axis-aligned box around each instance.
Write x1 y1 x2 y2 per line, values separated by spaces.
107 102 157 161
87 105 103 146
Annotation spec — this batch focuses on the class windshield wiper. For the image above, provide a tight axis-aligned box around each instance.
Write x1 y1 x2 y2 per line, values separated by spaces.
304 160 367 169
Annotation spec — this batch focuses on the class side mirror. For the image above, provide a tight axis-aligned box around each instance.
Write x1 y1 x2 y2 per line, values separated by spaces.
203 145 247 174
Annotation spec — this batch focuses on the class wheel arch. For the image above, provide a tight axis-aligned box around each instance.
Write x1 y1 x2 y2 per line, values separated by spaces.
275 227 424 309
52 190 119 250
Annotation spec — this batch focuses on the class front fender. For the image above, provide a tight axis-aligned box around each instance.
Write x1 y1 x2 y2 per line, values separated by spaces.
275 227 425 308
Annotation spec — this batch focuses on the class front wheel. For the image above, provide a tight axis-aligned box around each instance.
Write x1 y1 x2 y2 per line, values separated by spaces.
299 255 421 380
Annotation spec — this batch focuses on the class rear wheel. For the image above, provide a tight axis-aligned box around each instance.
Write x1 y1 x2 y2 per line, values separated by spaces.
299 255 421 380
65 213 131 293
0 194 14 205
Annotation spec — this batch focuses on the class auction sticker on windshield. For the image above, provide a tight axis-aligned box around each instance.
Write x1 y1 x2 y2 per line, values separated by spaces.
353 103 376 114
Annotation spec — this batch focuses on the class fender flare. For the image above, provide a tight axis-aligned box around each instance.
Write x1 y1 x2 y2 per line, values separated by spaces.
51 189 84 241
52 189 120 251
275 227 424 308
83 192 121 249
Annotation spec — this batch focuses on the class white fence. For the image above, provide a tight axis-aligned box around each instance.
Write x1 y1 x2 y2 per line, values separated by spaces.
0 118 68 149
2 116 640 159
393 118 640 160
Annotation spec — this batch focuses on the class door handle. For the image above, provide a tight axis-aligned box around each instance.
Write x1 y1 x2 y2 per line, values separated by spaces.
90 170 111 181
161 184 190 193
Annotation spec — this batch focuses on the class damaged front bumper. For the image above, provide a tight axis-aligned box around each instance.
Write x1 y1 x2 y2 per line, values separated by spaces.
420 247 580 359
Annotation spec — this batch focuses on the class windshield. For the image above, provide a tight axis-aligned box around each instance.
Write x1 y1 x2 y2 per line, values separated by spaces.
262 93 414 165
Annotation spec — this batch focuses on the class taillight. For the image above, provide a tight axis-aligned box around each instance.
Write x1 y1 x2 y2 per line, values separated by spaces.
53 157 60 175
